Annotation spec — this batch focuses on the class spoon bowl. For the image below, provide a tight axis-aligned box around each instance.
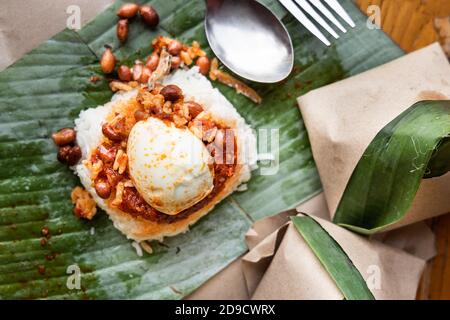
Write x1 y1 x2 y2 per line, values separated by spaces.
204 0 294 83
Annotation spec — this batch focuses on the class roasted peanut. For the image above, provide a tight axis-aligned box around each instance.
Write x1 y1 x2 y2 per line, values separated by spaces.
140 66 152 83
160 84 182 102
52 128 76 146
100 46 116 74
168 40 182 56
117 3 139 18
170 56 181 70
139 5 159 28
94 178 112 199
145 53 159 71
117 19 129 43
67 145 82 166
57 145 71 163
196 56 210 75
58 145 81 166
134 110 149 122
102 123 125 141
184 101 203 119
118 65 131 81
132 63 143 82
105 167 122 186
97 144 118 163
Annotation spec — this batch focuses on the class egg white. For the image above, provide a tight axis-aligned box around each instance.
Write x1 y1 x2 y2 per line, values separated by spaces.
127 117 214 215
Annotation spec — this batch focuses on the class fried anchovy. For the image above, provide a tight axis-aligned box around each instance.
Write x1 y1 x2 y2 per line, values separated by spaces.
147 47 171 90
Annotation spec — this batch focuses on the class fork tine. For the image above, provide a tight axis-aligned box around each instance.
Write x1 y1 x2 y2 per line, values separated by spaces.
324 0 356 28
293 0 339 39
278 0 331 46
309 0 347 33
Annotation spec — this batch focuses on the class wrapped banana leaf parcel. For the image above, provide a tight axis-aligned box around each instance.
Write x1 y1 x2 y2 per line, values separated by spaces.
299 43 450 235
241 212 426 300
190 195 434 300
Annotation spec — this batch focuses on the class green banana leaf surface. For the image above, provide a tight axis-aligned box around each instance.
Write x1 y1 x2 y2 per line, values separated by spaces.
334 100 450 234
0 0 403 299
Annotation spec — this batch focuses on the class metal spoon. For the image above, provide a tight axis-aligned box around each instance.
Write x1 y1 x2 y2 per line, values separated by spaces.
204 0 294 83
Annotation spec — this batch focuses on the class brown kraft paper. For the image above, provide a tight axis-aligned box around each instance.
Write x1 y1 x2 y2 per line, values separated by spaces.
298 43 450 231
243 214 426 300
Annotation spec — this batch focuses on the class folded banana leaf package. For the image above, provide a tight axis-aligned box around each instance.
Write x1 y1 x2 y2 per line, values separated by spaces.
242 212 426 300
298 43 450 234
190 194 434 300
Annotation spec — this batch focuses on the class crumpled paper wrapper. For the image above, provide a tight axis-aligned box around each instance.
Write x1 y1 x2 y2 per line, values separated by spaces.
298 43 450 231
189 194 435 300
0 0 437 300
244 213 426 300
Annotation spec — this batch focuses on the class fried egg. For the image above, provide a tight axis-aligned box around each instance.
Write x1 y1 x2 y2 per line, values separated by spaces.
74 68 257 241
127 117 214 215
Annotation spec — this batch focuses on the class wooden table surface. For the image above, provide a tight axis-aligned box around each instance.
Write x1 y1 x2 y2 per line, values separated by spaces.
355 0 450 300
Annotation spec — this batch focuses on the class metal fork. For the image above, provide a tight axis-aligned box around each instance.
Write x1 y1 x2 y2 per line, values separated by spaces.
278 0 356 46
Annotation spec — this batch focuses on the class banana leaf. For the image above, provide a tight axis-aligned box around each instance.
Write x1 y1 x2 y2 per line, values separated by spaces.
291 216 375 300
0 0 403 299
334 100 450 234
